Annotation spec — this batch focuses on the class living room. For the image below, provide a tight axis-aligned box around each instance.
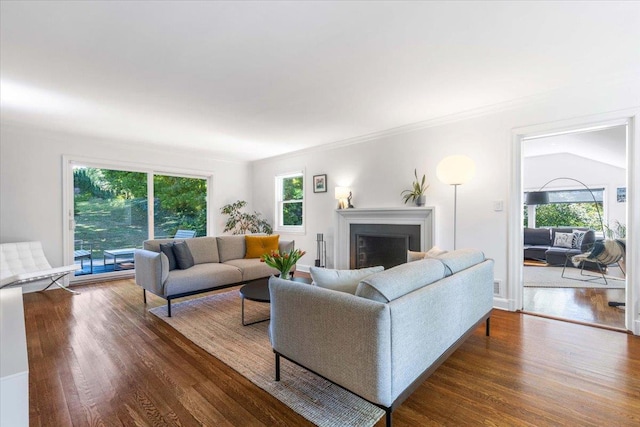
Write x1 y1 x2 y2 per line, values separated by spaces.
1 1 640 426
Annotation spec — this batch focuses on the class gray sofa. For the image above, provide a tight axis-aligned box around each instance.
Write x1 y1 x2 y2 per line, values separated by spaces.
269 249 494 427
524 227 596 266
135 235 294 316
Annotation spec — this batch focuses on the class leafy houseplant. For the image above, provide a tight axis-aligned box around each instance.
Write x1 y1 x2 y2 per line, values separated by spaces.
260 248 306 280
604 220 626 239
401 169 430 206
221 200 273 235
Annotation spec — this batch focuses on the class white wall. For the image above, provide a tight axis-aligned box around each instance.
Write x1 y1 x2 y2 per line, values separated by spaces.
0 123 253 273
252 78 640 313
524 153 627 230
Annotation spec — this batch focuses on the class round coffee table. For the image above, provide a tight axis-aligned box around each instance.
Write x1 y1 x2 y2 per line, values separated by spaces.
239 279 271 326
239 276 311 326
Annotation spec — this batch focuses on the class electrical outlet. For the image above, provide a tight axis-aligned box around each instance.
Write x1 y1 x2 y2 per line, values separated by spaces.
493 279 501 295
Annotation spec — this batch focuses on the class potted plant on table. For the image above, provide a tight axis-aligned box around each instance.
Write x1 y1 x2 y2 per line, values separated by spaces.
260 248 306 280
401 169 430 206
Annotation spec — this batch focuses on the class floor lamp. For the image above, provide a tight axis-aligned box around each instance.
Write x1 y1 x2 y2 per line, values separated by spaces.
436 155 476 250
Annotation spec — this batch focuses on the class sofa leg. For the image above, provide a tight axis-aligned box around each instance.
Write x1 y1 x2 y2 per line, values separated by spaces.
275 353 281 381
486 317 490 337
143 289 147 304
167 299 172 317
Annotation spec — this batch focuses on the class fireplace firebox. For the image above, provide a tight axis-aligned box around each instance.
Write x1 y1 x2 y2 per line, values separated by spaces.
350 224 420 269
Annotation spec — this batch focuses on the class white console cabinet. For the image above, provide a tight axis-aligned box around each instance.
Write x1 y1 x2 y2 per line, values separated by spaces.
1 288 29 427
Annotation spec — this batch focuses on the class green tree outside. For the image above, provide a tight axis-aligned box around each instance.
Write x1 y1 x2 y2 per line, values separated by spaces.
282 176 303 225
524 202 603 229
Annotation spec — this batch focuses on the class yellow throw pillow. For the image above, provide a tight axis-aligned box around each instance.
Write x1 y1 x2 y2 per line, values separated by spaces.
245 234 280 259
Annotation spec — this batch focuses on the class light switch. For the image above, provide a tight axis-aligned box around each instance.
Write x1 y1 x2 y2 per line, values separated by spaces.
493 200 504 212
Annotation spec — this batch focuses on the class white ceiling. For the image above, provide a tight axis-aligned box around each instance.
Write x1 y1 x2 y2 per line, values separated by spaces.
523 125 627 169
1 1 639 161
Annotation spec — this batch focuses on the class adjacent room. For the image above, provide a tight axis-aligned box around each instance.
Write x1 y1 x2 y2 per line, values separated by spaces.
1 2 639 426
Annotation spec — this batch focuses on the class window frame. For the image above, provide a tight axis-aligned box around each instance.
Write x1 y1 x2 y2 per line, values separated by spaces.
63 155 213 283
274 170 305 234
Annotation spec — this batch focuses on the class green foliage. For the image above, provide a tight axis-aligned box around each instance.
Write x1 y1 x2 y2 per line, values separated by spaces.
221 200 273 235
283 176 303 200
153 175 207 237
604 220 626 239
73 168 207 240
280 175 303 225
101 170 148 199
283 202 303 226
524 202 603 229
401 169 429 204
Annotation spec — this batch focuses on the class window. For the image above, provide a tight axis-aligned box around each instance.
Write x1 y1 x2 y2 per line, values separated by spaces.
68 161 210 279
524 188 604 230
275 171 304 232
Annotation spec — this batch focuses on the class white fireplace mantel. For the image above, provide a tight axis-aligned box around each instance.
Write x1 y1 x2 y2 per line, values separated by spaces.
334 207 435 269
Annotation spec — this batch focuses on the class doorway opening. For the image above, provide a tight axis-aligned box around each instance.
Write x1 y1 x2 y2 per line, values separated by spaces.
521 125 627 329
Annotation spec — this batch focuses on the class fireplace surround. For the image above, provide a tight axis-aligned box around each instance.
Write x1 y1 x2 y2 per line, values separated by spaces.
334 207 434 269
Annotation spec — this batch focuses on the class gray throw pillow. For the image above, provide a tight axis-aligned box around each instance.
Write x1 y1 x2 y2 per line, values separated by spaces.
159 243 177 271
310 266 384 294
173 241 195 269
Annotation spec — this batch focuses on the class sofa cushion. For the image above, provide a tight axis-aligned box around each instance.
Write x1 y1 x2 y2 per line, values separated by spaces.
224 258 279 281
524 228 551 246
216 235 246 263
407 246 447 262
159 243 177 271
310 266 384 294
437 249 486 276
553 232 574 249
173 241 195 269
355 259 446 303
185 237 219 264
144 238 175 252
245 234 280 259
163 263 242 297
572 230 587 249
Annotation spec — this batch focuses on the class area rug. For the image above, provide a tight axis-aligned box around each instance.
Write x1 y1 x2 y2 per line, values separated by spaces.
523 266 625 289
149 290 384 427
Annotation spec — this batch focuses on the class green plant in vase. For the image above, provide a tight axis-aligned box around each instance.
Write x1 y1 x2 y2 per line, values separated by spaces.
401 169 429 206
260 248 306 280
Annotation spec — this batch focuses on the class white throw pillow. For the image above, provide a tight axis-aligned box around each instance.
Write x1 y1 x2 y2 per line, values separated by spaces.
407 246 448 262
572 229 587 249
553 232 574 249
310 266 384 294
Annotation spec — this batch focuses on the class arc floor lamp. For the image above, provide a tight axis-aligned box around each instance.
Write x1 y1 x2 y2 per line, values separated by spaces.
525 177 604 234
436 155 476 250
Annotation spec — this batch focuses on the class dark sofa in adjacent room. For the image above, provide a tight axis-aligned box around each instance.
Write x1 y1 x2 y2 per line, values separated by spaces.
524 227 596 267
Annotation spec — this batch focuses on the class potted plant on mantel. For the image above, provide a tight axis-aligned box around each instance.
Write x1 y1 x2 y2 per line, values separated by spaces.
220 200 273 234
401 169 430 206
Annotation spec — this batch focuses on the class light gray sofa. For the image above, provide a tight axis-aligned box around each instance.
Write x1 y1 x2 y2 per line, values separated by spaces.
269 249 494 427
135 235 294 316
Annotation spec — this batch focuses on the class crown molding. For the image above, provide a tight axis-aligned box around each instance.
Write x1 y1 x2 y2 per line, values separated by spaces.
254 73 640 164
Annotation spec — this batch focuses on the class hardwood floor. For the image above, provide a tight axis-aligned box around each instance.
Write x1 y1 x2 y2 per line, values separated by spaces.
23 279 640 426
522 264 627 329
523 287 626 330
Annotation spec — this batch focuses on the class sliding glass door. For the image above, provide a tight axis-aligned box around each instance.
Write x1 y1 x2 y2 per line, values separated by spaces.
68 161 209 279
154 175 207 239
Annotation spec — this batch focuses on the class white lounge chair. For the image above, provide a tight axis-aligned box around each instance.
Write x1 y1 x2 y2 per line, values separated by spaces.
174 229 196 239
0 241 80 293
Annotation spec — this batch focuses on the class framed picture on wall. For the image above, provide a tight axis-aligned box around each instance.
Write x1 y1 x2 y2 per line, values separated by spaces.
313 174 327 193
617 187 626 202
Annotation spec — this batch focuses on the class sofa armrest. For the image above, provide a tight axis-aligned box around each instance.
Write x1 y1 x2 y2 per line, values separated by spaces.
268 277 392 406
134 249 168 297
